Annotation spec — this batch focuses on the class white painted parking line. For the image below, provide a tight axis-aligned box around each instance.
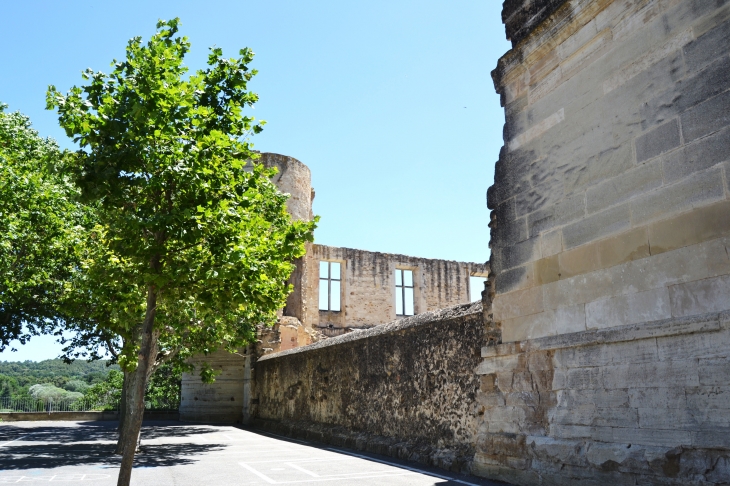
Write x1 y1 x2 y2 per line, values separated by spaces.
0 435 26 448
239 462 416 485
0 475 110 483
326 448 483 486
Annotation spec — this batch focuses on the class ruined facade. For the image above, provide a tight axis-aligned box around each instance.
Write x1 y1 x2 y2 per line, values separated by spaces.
179 152 487 422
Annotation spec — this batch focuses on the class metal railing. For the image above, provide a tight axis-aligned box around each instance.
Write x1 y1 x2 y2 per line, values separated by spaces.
0 397 180 413
0 397 119 413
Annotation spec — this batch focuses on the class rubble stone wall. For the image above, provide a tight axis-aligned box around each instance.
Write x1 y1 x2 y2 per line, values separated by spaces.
252 302 486 473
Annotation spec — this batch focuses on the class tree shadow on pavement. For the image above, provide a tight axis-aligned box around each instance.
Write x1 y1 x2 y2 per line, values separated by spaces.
0 421 227 471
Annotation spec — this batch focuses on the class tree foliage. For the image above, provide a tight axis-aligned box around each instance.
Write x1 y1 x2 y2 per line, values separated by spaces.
47 18 314 375
46 19 315 484
0 105 85 350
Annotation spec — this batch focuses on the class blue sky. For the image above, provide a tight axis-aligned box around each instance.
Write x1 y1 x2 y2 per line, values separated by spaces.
0 1 510 361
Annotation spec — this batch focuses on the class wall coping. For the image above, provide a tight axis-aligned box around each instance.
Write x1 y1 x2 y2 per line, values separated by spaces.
502 0 570 45
258 301 483 362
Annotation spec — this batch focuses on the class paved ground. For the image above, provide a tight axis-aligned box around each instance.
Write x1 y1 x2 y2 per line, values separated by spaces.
0 421 504 485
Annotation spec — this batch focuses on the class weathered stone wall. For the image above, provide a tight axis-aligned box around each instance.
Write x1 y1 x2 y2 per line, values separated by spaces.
474 311 730 485
474 0 730 483
180 349 246 423
489 0 730 342
303 244 488 332
252 302 486 473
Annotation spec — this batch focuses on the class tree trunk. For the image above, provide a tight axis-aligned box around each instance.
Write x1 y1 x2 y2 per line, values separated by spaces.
115 371 134 454
117 373 127 432
116 285 159 486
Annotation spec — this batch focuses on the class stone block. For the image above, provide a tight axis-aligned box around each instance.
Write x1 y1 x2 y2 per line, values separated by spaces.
541 230 563 258
527 193 585 237
680 89 730 143
663 126 730 183
648 200 730 255
559 241 602 279
686 387 730 410
485 406 528 427
563 144 635 196
630 167 725 226
668 274 730 318
552 406 638 428
585 287 671 330
536 254 560 285
585 441 640 468
554 304 587 335
683 17 730 73
544 237 722 310
515 174 566 218
549 424 593 440
553 367 602 390
502 310 556 342
657 328 730 361
476 355 522 376
557 389 630 409
495 263 535 294
692 427 730 449
501 303 586 342
603 27 692 95
592 426 692 448
586 159 663 214
563 203 631 249
638 407 708 430
529 436 585 467
601 359 699 389
493 285 544 321
628 387 687 410
504 391 541 408
635 118 681 163
557 226 650 280
641 55 730 132
493 236 540 273
554 338 658 369
493 216 529 247
699 357 730 386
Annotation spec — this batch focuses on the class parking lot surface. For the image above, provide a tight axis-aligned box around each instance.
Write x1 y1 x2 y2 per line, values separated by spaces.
0 421 503 485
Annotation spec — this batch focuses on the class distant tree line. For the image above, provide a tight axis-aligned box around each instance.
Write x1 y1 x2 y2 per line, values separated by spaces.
0 359 180 409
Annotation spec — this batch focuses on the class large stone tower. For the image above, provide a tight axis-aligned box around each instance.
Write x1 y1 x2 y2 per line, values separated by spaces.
474 1 730 484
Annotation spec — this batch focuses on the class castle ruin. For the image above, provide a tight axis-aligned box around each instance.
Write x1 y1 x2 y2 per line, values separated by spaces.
180 1 730 484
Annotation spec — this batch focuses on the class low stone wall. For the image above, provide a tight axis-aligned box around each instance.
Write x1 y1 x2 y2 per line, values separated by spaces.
474 311 730 485
252 301 485 474
0 411 180 422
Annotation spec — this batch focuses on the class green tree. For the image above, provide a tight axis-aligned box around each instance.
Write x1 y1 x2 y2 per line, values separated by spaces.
0 104 85 350
84 369 123 409
47 19 315 486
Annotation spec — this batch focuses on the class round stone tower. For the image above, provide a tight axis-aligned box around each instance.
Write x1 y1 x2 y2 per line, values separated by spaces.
259 152 314 222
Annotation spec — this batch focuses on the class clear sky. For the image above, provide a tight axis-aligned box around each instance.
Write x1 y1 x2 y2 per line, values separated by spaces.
0 0 511 361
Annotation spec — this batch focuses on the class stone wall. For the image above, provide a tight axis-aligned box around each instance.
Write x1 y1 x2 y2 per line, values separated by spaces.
302 244 488 333
180 349 246 423
251 301 486 473
474 310 730 485
488 0 730 342
474 0 730 484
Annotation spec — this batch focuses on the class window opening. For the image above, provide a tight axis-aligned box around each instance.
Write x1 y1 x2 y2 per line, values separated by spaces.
319 261 341 311
395 269 414 316
470 276 487 302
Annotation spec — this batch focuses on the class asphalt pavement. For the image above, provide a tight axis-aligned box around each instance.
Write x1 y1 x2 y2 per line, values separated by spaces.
0 420 505 485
